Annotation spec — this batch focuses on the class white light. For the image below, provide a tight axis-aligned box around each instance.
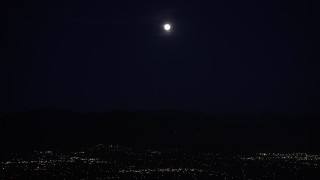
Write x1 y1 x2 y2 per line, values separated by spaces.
164 24 171 31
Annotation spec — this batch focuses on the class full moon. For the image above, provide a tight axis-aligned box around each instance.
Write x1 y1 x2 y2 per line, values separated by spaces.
164 24 171 31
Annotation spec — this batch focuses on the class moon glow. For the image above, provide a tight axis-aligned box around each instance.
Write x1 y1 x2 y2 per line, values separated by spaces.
164 24 171 31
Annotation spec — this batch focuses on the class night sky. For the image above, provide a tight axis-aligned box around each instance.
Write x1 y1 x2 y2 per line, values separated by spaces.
1 0 319 115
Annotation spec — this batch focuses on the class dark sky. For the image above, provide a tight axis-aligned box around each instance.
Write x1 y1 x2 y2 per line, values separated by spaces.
1 0 319 114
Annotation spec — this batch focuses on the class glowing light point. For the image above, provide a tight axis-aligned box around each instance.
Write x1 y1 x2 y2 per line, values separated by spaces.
164 24 171 31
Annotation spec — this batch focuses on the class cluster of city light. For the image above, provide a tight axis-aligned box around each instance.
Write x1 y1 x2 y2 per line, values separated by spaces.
240 153 320 162
1 148 320 179
119 168 204 174
1 158 109 166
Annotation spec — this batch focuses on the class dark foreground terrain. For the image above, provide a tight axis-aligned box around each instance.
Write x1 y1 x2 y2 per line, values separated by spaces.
1 110 320 179
1 144 320 179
